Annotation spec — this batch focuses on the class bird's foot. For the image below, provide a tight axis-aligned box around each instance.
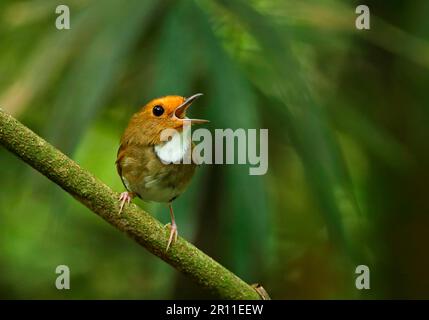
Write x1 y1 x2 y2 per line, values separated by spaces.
165 222 178 251
118 191 134 214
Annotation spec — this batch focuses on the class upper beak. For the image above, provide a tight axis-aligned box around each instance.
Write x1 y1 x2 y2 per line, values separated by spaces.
174 93 209 124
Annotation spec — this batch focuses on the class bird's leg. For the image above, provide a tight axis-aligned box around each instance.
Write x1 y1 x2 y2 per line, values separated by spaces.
166 203 178 251
118 191 135 214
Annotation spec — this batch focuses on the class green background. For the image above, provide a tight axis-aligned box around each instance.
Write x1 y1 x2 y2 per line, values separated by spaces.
0 0 428 299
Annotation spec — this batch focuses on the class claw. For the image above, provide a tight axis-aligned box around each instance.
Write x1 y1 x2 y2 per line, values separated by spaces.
118 191 133 214
166 222 178 252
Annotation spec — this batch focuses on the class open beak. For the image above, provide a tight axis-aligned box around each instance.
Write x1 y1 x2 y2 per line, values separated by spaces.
174 93 209 124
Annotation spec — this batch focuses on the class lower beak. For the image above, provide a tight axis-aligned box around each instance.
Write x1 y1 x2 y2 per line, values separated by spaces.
174 93 209 124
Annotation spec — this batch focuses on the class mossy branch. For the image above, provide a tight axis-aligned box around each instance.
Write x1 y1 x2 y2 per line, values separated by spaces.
0 108 264 300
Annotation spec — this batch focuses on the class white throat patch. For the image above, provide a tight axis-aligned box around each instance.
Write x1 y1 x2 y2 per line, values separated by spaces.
154 124 191 164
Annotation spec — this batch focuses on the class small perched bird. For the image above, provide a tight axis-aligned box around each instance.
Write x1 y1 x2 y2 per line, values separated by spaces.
116 93 208 251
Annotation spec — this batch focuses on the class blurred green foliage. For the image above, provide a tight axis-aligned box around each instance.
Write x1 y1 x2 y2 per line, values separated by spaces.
0 0 428 299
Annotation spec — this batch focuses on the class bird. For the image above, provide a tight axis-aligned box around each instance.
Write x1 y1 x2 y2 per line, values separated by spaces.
115 93 208 251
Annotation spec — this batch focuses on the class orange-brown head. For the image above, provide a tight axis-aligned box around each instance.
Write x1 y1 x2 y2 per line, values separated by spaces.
122 93 208 146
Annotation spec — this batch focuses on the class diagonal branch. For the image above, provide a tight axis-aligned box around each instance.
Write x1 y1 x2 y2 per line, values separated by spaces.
0 108 263 300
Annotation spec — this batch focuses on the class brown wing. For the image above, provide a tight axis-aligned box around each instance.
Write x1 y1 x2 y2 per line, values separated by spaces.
116 142 131 192
115 141 151 197
116 143 125 177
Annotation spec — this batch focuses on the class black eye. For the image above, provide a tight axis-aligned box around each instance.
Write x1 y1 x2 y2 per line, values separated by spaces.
152 105 164 117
